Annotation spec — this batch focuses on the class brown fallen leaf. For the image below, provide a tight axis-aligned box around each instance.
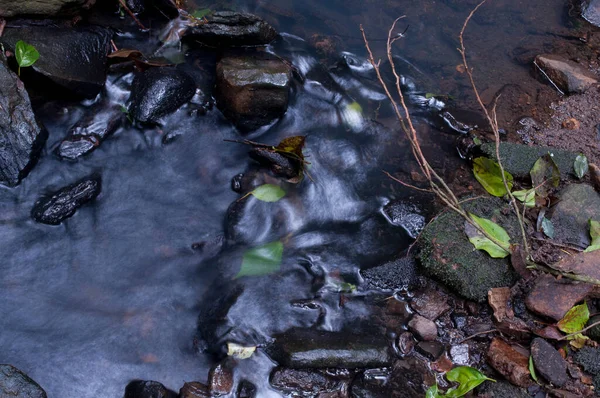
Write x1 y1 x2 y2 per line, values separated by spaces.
551 249 600 284
488 287 514 322
533 325 564 340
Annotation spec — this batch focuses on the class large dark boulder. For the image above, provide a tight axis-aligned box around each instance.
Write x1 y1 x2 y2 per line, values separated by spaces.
31 175 101 225
129 67 196 124
0 364 47 398
1 26 111 99
0 0 95 17
184 11 277 47
0 56 47 187
215 51 292 132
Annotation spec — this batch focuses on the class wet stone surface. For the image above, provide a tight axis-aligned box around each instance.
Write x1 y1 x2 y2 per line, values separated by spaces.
360 257 416 291
0 365 47 398
208 362 234 396
270 368 343 396
124 380 175 398
0 56 47 187
178 382 210 398
31 176 102 225
534 54 598 94
525 275 593 320
549 184 600 249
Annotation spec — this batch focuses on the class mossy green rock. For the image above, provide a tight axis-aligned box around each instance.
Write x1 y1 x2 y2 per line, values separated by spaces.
0 0 95 17
418 197 519 302
479 142 579 179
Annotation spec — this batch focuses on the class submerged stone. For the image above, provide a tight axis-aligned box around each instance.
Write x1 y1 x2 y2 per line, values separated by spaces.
270 368 342 396
184 11 277 47
215 51 292 132
548 183 600 249
129 67 196 124
478 142 579 179
417 197 519 302
0 56 47 187
266 328 393 369
0 0 95 17
31 176 102 225
0 364 47 398
1 26 111 99
179 382 209 398
124 380 174 398
583 0 600 27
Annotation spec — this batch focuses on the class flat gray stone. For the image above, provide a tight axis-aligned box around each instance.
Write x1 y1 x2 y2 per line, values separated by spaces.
531 338 568 387
549 184 600 249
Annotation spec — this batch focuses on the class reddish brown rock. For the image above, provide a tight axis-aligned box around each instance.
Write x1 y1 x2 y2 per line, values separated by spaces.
407 315 438 341
179 381 210 398
487 338 532 387
534 54 598 94
552 250 600 284
411 289 450 321
208 362 234 396
525 275 593 321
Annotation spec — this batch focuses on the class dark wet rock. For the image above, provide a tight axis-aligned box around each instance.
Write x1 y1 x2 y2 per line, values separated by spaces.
494 317 532 341
587 315 600 342
478 142 579 179
270 368 342 396
0 56 47 187
583 0 600 27
407 315 437 341
410 288 450 321
487 338 532 388
208 362 234 396
531 338 567 387
178 382 209 398
534 54 598 94
0 0 95 17
525 275 593 321
124 380 175 398
215 51 292 132
248 147 299 180
266 328 393 369
397 332 415 355
415 341 444 360
126 0 144 14
56 104 123 160
236 380 256 398
350 358 434 398
31 176 101 225
0 364 47 398
1 26 111 99
382 200 426 238
360 257 416 291
477 380 529 398
549 184 600 249
418 196 519 302
574 346 600 375
129 68 196 124
184 12 277 47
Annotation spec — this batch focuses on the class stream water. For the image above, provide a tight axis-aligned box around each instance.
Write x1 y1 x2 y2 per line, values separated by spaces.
0 0 571 396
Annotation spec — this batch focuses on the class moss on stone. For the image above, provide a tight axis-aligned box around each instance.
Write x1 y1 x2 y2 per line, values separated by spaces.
417 196 519 302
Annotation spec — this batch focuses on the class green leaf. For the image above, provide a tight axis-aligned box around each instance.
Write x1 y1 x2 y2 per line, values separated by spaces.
558 302 590 335
530 153 560 198
472 157 513 197
346 101 363 113
529 356 539 383
445 366 495 398
226 343 256 359
425 93 435 99
425 384 442 398
15 40 40 68
236 241 283 278
473 137 482 146
465 213 510 258
513 189 535 208
584 219 600 252
251 184 286 202
574 154 589 179
541 217 555 239
192 8 212 18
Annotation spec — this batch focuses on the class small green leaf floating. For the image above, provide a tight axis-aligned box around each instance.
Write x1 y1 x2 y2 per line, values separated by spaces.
236 241 283 278
251 184 285 202
574 154 589 179
472 157 513 197
192 8 212 19
444 366 495 398
464 213 511 258
530 153 560 198
584 219 600 252
15 40 40 76
558 302 589 337
529 356 539 383
513 189 535 208
541 217 555 239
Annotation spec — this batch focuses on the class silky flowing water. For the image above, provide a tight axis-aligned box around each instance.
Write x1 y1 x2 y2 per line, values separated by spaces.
0 0 570 396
